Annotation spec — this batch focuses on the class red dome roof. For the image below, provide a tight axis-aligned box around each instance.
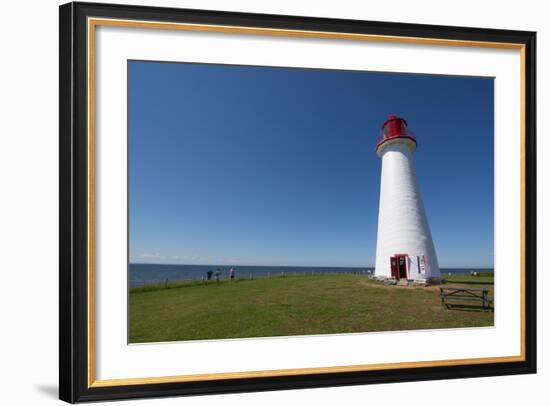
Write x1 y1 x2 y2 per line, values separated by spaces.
375 115 417 153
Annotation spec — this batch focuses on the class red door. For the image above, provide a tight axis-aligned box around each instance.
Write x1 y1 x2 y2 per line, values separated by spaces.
396 255 408 279
390 257 398 279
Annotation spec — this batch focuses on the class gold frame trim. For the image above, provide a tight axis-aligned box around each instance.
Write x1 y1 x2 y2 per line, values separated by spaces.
87 17 527 388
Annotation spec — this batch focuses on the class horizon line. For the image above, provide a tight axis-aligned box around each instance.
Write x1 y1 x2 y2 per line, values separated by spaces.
129 262 494 269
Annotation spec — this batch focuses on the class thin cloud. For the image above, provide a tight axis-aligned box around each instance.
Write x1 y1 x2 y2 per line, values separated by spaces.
138 253 209 263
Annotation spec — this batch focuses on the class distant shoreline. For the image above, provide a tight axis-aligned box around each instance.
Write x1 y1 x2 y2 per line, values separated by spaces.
130 262 494 270
129 263 494 287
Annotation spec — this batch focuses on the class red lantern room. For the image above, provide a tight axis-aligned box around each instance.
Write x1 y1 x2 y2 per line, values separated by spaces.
375 115 417 154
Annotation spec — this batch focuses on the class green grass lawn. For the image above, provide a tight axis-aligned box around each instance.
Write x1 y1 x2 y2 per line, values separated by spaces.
442 273 494 284
129 274 494 343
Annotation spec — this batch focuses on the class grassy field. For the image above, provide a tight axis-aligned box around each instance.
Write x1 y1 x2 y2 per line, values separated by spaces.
129 274 494 343
442 273 494 284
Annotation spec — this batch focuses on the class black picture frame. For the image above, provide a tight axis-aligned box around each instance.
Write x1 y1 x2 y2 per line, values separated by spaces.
59 1 537 403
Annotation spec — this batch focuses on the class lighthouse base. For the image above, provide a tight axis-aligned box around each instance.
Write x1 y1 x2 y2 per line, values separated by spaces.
374 253 441 283
373 274 442 286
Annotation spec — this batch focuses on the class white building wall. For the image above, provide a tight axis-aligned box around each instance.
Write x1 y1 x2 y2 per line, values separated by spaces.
374 139 440 280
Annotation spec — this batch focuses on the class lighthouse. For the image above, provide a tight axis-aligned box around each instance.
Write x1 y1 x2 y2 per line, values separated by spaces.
374 115 440 282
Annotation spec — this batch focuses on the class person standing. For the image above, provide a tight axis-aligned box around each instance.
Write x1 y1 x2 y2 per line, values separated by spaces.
206 269 213 281
214 268 221 282
229 267 235 281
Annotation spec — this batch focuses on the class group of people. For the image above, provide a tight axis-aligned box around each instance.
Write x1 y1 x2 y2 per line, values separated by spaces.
205 267 236 282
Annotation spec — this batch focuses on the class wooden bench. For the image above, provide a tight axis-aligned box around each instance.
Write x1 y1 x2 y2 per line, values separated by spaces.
440 287 493 311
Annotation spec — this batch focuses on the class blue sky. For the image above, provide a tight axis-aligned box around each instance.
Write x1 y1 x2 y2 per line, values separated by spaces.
128 61 494 268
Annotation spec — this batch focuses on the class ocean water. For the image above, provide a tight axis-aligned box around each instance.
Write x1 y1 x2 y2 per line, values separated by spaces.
129 263 494 287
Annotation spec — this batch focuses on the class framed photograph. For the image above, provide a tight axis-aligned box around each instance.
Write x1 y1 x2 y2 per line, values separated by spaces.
59 1 536 403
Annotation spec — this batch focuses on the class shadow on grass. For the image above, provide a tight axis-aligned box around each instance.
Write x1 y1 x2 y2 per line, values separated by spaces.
443 280 494 286
443 303 494 312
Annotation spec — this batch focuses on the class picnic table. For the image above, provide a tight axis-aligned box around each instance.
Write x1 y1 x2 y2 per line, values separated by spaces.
440 287 493 311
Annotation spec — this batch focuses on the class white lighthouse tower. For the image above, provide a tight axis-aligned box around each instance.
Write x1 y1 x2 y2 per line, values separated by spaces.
374 115 440 282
